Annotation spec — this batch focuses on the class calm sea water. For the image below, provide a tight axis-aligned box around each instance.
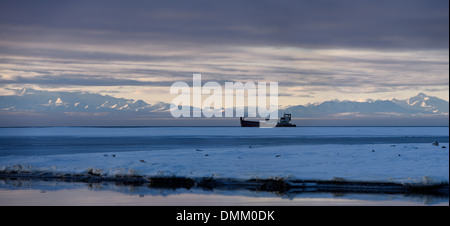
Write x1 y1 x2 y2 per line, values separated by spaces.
0 126 448 156
0 179 448 206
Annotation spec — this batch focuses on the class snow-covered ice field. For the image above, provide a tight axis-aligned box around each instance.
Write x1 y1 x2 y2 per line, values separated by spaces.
0 127 448 185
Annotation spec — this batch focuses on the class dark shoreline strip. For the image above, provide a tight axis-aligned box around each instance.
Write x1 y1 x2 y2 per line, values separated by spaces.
1 173 448 197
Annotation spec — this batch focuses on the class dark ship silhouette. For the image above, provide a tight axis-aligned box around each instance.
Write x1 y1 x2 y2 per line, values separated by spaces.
240 113 296 127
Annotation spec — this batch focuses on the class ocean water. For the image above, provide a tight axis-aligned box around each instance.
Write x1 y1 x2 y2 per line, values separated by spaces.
0 126 448 156
0 126 448 206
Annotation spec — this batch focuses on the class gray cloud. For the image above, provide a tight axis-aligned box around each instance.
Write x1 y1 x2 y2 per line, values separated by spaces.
0 0 448 50
0 75 174 87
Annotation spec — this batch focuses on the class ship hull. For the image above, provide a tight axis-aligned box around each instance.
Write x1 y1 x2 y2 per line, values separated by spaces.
240 117 260 127
240 117 296 127
276 124 296 127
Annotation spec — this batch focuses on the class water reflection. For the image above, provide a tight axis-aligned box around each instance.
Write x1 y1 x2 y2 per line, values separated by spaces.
0 178 448 206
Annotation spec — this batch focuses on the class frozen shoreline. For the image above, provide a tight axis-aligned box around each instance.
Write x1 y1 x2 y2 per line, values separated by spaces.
1 143 448 187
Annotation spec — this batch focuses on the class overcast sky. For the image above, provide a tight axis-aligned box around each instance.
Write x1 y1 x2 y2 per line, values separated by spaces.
0 0 448 106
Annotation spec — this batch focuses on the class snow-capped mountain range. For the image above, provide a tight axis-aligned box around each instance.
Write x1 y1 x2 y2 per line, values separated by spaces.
0 88 170 113
0 88 448 118
283 93 449 118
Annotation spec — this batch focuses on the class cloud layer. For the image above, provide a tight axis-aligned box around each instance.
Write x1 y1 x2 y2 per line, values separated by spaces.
1 0 448 49
0 0 448 105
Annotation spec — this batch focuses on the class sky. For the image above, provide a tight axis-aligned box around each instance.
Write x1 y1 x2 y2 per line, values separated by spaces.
0 0 448 107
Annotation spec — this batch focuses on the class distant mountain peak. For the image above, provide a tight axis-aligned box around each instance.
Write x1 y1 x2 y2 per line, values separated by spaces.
416 92 428 97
